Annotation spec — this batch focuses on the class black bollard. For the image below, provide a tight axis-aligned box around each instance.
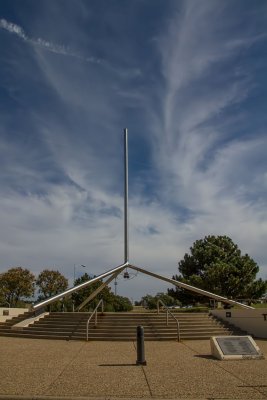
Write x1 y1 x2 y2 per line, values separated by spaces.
136 325 147 365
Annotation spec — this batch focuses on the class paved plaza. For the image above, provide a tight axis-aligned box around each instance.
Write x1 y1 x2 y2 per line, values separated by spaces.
0 337 266 400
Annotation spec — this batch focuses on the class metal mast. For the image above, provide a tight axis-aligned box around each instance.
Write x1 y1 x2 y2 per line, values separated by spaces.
124 128 129 264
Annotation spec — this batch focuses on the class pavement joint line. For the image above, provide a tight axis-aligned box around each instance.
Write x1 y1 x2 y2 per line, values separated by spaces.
37 341 87 396
132 341 153 397
141 365 153 398
181 341 267 398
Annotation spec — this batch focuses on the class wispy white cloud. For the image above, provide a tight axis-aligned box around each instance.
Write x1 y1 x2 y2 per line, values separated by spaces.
147 0 267 278
0 18 101 63
152 1 265 187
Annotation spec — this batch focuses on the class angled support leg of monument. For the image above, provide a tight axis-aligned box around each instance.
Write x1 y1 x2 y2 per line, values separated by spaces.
128 264 254 310
33 263 128 311
76 269 123 311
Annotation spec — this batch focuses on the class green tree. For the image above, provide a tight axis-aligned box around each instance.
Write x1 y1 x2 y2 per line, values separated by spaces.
141 294 157 309
0 267 35 307
169 235 267 304
36 269 68 300
0 284 6 306
72 273 133 312
111 295 133 312
156 292 179 307
141 292 179 309
72 273 113 311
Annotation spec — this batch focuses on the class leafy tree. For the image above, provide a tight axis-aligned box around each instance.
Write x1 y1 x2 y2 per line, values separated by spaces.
72 273 133 312
0 287 6 306
111 295 133 312
72 273 113 310
169 235 267 304
36 269 68 300
141 292 180 309
0 267 35 307
72 273 112 311
141 294 157 309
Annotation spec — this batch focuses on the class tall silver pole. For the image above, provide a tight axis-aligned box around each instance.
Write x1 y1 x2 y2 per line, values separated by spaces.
124 128 129 264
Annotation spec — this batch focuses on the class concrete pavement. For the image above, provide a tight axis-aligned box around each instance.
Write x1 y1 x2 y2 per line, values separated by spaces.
0 337 266 399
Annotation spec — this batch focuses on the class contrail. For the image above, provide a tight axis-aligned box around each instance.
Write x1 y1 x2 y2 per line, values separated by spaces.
0 18 142 76
0 18 101 64
0 18 27 39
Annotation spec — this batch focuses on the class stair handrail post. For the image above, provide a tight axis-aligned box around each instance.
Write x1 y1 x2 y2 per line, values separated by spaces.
157 299 180 342
86 299 104 341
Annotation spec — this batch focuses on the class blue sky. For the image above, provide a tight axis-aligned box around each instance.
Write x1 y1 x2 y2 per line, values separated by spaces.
0 0 267 300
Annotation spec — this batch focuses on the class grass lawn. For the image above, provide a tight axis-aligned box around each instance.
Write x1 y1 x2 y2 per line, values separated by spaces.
251 302 267 308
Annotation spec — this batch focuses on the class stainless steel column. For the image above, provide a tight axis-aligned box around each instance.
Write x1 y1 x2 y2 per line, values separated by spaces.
124 128 129 264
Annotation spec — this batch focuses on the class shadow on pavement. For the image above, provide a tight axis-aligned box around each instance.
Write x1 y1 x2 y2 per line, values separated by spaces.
99 363 138 367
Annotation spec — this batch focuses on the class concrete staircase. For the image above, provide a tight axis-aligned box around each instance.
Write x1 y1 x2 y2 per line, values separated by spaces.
0 311 34 331
0 311 245 341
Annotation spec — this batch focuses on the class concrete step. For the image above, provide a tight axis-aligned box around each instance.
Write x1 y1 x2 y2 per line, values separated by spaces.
18 327 231 335
25 325 225 334
0 332 70 340
22 327 229 336
32 318 222 325
46 312 211 319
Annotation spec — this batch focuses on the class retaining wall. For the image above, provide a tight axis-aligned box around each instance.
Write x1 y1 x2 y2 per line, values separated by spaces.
0 307 29 322
210 308 267 338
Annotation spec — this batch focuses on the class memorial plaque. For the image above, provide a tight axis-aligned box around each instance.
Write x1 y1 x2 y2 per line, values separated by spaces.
216 337 259 356
210 336 264 360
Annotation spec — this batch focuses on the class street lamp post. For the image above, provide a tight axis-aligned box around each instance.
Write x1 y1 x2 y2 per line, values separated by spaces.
73 264 88 312
73 264 87 286
114 277 118 296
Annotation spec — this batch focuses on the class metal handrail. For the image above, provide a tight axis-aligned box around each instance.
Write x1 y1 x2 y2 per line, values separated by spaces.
157 299 180 342
86 299 104 341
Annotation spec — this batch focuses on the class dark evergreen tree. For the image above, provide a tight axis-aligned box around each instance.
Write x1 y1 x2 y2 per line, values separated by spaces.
169 235 266 304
